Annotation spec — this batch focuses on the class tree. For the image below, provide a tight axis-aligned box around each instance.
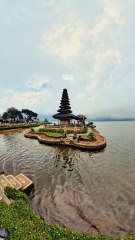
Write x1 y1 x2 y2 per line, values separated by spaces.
2 112 8 121
21 109 38 122
0 114 4 123
2 107 23 123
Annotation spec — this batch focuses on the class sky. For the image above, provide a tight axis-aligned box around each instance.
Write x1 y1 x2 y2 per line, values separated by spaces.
0 0 135 119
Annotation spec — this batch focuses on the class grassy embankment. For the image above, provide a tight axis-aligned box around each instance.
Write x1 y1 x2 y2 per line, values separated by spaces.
0 187 134 240
0 123 42 132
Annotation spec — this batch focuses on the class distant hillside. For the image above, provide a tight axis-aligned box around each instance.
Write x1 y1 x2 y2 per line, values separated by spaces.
87 117 135 122
38 114 135 122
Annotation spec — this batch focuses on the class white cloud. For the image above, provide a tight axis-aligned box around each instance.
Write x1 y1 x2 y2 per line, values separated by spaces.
103 0 123 24
0 0 135 118
90 50 122 90
0 76 52 115
42 0 55 8
29 77 49 91
42 15 85 65
40 0 131 118
0 88 52 115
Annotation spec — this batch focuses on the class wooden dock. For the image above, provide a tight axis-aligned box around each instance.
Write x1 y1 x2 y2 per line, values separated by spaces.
0 173 33 205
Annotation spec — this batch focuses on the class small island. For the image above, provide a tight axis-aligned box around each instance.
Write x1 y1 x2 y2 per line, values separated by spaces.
25 89 106 151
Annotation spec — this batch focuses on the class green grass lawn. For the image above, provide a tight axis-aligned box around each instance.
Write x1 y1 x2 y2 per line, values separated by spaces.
45 132 63 137
0 188 134 240
34 129 63 137
77 133 89 139
77 128 94 140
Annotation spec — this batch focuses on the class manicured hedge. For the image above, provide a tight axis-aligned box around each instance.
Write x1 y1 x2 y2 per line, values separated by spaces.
0 124 41 131
39 128 64 133
39 128 87 134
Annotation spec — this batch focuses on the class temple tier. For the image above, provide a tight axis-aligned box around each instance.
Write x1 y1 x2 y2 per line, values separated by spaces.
52 89 76 126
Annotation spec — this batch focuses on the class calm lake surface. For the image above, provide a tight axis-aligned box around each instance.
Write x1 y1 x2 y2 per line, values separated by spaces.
0 122 135 237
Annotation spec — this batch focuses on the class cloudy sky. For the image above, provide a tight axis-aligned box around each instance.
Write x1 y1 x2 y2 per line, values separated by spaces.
0 0 135 119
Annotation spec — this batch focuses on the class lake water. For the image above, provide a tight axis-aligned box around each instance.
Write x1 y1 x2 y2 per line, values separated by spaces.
0 122 135 237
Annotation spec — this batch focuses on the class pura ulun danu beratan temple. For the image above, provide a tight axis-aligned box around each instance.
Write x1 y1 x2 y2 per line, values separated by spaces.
25 88 106 150
52 88 86 126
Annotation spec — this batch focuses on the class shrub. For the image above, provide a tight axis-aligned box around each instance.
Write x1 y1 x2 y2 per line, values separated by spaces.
4 187 28 203
87 122 94 127
88 132 95 141
66 130 74 134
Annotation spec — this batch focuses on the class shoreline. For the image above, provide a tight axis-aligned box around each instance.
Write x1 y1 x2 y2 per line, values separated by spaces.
1 187 101 240
0 187 134 240
0 128 22 134
0 123 41 134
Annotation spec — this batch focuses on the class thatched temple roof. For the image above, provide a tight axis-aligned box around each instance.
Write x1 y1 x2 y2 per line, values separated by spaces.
52 89 77 120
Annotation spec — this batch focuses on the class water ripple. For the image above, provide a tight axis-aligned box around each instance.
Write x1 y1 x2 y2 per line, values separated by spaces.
0 122 135 237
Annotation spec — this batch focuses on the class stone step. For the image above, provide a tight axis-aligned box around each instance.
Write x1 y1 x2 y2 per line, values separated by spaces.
0 173 33 204
6 175 22 190
0 174 14 192
0 186 11 205
15 173 33 191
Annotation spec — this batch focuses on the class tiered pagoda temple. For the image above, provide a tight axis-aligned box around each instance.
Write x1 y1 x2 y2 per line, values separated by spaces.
52 89 76 126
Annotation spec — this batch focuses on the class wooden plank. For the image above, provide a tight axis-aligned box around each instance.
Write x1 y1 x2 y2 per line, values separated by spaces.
0 186 11 205
0 174 14 191
15 174 33 191
6 175 22 190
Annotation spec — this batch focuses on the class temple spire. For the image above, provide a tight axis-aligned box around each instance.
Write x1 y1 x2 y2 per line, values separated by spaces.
57 89 72 114
52 88 76 126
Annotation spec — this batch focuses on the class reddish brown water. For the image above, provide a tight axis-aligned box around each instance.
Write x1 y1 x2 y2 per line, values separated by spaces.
0 122 135 237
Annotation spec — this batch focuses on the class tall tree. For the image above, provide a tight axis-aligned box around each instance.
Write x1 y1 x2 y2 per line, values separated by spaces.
2 107 23 122
21 109 38 122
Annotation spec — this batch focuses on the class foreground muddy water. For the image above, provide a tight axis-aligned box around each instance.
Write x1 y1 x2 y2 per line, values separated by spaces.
0 122 135 237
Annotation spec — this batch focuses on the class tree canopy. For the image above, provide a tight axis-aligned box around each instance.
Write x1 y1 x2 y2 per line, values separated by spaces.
2 107 23 122
22 109 38 122
1 107 38 123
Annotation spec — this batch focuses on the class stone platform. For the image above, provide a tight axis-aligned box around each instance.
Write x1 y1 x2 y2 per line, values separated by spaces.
24 131 106 151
